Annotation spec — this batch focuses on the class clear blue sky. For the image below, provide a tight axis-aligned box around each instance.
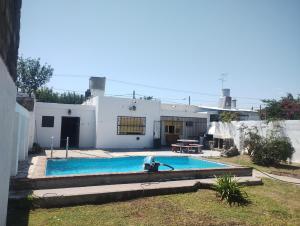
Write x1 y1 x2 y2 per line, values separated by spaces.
19 0 300 109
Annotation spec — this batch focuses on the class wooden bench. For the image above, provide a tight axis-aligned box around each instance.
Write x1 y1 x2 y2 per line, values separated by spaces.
171 144 183 152
187 144 203 153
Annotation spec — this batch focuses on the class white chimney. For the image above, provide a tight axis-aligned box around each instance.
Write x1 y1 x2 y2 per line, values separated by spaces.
219 88 232 109
232 99 237 109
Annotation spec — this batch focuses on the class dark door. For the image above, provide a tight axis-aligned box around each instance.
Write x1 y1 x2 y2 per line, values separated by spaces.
60 117 80 148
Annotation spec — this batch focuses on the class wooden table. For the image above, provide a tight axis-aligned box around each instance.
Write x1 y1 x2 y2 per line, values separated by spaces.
177 139 199 145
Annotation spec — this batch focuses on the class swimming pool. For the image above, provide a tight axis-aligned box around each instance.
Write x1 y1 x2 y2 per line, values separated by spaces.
46 156 229 176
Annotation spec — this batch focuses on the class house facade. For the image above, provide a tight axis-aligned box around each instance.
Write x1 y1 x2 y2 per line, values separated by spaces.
34 77 209 149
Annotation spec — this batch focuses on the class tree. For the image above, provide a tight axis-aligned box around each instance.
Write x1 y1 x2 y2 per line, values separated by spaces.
143 96 154 100
16 57 54 96
262 93 300 121
35 87 59 103
220 111 239 123
36 87 85 104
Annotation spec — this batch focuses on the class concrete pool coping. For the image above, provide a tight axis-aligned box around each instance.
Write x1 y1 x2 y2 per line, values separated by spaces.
10 177 262 208
10 156 253 190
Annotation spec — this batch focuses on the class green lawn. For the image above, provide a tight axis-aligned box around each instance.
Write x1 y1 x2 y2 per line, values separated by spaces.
7 179 300 226
214 155 300 178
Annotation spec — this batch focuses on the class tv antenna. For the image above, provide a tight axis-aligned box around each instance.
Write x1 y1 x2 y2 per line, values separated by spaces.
219 73 227 89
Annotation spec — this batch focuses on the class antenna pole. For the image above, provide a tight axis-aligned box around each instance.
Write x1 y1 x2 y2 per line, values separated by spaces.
219 73 227 90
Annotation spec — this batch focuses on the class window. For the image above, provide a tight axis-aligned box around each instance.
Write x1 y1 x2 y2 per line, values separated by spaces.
42 116 54 127
164 121 182 135
117 116 146 135
186 121 193 127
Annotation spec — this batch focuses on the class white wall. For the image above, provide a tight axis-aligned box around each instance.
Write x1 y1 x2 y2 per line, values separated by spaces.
208 120 300 163
34 102 96 148
10 103 31 176
0 58 16 226
96 96 161 148
34 97 210 150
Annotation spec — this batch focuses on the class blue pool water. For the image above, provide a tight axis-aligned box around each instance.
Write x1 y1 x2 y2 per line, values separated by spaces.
46 156 229 176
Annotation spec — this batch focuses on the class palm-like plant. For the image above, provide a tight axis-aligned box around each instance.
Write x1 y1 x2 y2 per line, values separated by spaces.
213 174 248 206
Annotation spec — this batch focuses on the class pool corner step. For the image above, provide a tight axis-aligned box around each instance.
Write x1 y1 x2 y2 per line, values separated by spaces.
9 177 262 208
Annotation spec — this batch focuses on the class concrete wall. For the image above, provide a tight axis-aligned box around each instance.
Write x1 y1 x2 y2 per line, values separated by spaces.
96 96 161 148
0 1 22 224
34 102 96 148
208 120 300 163
0 58 17 226
10 103 32 176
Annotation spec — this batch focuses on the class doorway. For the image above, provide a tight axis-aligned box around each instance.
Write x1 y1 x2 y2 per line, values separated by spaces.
60 117 80 148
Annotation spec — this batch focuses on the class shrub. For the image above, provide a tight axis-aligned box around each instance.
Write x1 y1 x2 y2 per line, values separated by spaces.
252 136 294 165
244 127 264 156
244 128 295 166
213 174 248 206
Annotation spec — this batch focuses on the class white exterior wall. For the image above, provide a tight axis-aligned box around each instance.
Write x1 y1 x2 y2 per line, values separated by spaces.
96 96 161 149
10 103 31 176
34 97 210 150
28 108 35 149
34 102 96 148
0 58 16 226
208 120 300 163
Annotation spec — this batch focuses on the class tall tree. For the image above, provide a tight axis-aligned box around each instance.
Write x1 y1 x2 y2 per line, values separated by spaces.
262 93 300 121
16 56 54 96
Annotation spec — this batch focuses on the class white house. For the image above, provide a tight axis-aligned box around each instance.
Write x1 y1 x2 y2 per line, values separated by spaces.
34 77 209 149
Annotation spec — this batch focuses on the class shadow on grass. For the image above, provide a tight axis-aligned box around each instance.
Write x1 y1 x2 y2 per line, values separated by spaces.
272 163 300 170
6 197 35 226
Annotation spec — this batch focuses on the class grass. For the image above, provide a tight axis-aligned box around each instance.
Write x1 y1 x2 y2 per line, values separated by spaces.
7 179 300 226
214 155 300 178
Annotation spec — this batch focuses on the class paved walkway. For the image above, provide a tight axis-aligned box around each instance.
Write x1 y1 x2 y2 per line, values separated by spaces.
253 170 300 185
45 149 222 159
10 176 262 207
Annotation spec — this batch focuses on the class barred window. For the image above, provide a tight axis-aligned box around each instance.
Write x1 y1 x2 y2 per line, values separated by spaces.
117 116 146 135
42 116 54 127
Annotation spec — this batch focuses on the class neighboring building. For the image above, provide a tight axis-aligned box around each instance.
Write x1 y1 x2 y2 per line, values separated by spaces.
197 88 260 122
0 0 22 225
34 77 209 149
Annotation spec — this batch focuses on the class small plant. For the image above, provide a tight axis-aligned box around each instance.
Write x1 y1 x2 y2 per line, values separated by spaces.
213 174 248 206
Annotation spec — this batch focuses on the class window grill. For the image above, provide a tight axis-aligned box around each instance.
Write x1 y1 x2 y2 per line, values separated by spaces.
117 116 146 135
42 116 54 127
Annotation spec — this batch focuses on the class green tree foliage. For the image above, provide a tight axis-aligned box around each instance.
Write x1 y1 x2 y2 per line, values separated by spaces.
36 87 85 104
220 111 239 122
17 57 54 96
143 96 153 100
262 93 300 121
